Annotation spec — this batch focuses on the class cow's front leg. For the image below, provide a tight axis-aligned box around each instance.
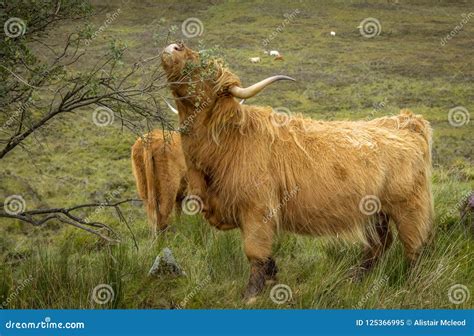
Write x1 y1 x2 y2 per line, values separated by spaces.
263 257 278 285
205 194 239 230
185 167 208 202
241 210 276 303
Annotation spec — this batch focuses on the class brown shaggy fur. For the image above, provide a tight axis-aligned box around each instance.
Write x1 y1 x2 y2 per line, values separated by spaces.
161 44 434 300
131 130 187 235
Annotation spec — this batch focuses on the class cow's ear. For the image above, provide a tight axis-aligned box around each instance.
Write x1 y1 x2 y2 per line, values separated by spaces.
214 65 242 96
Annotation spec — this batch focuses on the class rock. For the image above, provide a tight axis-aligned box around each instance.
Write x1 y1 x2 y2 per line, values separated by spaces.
148 248 186 278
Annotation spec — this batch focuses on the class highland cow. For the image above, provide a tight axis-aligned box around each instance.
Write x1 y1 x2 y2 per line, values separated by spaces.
131 130 187 235
132 129 234 234
161 42 434 302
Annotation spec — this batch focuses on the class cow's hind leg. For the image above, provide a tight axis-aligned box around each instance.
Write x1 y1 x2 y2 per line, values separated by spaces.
362 213 393 270
174 178 187 221
392 199 432 264
158 190 178 232
156 173 180 233
351 212 393 281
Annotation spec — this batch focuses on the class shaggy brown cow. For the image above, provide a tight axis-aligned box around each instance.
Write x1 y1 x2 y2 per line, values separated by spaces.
131 130 187 235
161 42 433 302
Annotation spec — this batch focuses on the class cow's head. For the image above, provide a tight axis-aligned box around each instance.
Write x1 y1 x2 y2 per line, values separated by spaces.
161 43 294 125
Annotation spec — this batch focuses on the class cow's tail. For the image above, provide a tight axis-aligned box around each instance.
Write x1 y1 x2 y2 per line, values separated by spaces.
131 138 147 200
397 109 432 165
398 109 434 245
143 142 160 233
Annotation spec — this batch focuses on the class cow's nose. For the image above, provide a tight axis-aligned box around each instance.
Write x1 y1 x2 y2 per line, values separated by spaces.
164 43 180 54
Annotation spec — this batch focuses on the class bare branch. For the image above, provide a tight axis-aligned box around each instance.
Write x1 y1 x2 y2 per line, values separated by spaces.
0 199 142 243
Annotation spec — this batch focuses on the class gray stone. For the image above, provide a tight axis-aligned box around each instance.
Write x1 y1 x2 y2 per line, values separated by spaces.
148 248 186 278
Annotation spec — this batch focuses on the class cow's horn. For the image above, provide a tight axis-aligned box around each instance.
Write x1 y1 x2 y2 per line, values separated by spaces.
162 98 179 114
229 75 295 99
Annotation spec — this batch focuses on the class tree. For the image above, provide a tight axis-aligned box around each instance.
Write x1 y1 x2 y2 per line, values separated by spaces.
0 0 172 242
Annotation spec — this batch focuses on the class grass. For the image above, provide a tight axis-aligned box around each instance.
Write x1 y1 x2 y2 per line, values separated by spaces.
0 0 472 309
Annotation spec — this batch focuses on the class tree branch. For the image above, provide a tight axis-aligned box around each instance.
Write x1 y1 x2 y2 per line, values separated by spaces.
0 198 142 243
